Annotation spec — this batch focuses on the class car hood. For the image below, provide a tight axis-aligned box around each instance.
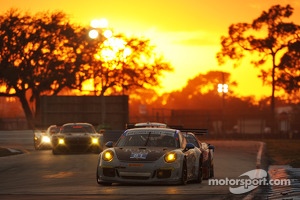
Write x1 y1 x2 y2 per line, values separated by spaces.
114 147 170 162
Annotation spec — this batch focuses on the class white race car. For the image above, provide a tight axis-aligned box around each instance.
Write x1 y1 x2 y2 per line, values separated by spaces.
96 125 204 185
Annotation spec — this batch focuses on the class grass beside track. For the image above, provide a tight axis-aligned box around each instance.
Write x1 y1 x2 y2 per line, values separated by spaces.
263 139 300 168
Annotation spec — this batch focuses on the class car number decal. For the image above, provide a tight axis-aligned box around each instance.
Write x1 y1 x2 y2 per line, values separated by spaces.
130 152 148 159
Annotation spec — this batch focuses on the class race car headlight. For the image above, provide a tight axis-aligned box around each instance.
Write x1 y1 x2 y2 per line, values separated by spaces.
91 137 99 145
58 138 65 145
41 136 51 143
102 150 114 162
164 152 177 163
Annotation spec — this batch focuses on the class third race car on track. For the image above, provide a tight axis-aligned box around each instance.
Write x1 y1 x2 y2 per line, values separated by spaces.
183 131 214 179
96 123 204 185
34 125 60 150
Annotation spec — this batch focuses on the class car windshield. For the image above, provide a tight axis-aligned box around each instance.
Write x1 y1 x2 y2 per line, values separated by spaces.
48 127 59 134
61 125 96 134
185 134 200 148
116 129 179 148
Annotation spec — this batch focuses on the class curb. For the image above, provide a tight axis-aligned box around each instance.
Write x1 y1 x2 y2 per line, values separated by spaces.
0 147 24 157
243 141 266 200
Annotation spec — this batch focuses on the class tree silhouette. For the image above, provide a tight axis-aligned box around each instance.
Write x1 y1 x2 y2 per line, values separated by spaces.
216 4 300 131
162 71 237 110
0 9 173 128
0 10 92 128
277 40 300 95
89 34 173 96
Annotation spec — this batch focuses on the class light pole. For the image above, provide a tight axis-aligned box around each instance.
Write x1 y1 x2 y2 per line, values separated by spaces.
88 18 112 128
88 18 112 96
217 73 228 134
89 18 112 39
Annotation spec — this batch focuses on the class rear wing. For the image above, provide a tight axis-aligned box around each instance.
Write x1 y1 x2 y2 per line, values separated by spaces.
125 123 135 129
167 125 208 135
126 122 208 135
177 128 209 135
126 122 167 129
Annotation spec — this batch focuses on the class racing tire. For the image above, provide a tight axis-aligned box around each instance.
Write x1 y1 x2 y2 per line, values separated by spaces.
34 140 40 150
34 144 39 150
208 153 214 178
203 153 213 180
180 159 188 185
98 181 112 186
196 158 203 183
52 148 60 155
93 147 102 154
202 161 210 180
210 163 214 178
96 169 112 186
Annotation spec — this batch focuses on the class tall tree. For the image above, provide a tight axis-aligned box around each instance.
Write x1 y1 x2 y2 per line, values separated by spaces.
89 34 173 96
0 9 91 128
277 40 300 96
0 9 173 128
216 4 300 131
157 71 237 110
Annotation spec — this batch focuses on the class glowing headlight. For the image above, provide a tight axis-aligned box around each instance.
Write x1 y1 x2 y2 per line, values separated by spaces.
58 138 65 145
164 152 177 163
41 136 51 143
91 138 99 144
102 150 114 162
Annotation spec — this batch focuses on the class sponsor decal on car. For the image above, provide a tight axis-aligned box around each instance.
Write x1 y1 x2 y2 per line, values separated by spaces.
130 152 148 159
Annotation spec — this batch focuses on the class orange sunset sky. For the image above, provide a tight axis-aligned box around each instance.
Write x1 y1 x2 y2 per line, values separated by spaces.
1 0 300 99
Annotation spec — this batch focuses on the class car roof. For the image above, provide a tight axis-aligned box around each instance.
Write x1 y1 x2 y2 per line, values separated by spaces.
133 122 168 128
127 122 208 136
127 127 176 131
122 128 180 141
125 127 179 136
62 122 93 126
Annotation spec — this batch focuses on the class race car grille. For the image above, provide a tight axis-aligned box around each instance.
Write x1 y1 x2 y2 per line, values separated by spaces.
156 169 172 179
119 171 151 180
65 137 90 145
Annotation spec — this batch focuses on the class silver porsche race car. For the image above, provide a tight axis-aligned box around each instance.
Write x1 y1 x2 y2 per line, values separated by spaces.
96 126 204 185
51 123 103 154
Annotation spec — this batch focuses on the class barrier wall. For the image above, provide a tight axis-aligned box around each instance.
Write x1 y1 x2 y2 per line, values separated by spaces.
38 95 129 130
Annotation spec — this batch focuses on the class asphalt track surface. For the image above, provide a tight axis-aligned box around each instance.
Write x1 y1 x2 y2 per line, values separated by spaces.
0 131 268 200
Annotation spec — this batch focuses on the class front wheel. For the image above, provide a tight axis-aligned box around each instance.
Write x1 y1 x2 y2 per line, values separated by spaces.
34 140 40 150
96 168 112 186
180 159 188 185
52 148 61 155
210 162 214 178
197 157 203 183
98 181 112 186
203 153 214 180
202 161 210 180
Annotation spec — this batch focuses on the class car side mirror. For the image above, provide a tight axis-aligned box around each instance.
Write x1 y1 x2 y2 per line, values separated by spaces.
208 144 215 152
105 141 114 148
185 143 195 151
